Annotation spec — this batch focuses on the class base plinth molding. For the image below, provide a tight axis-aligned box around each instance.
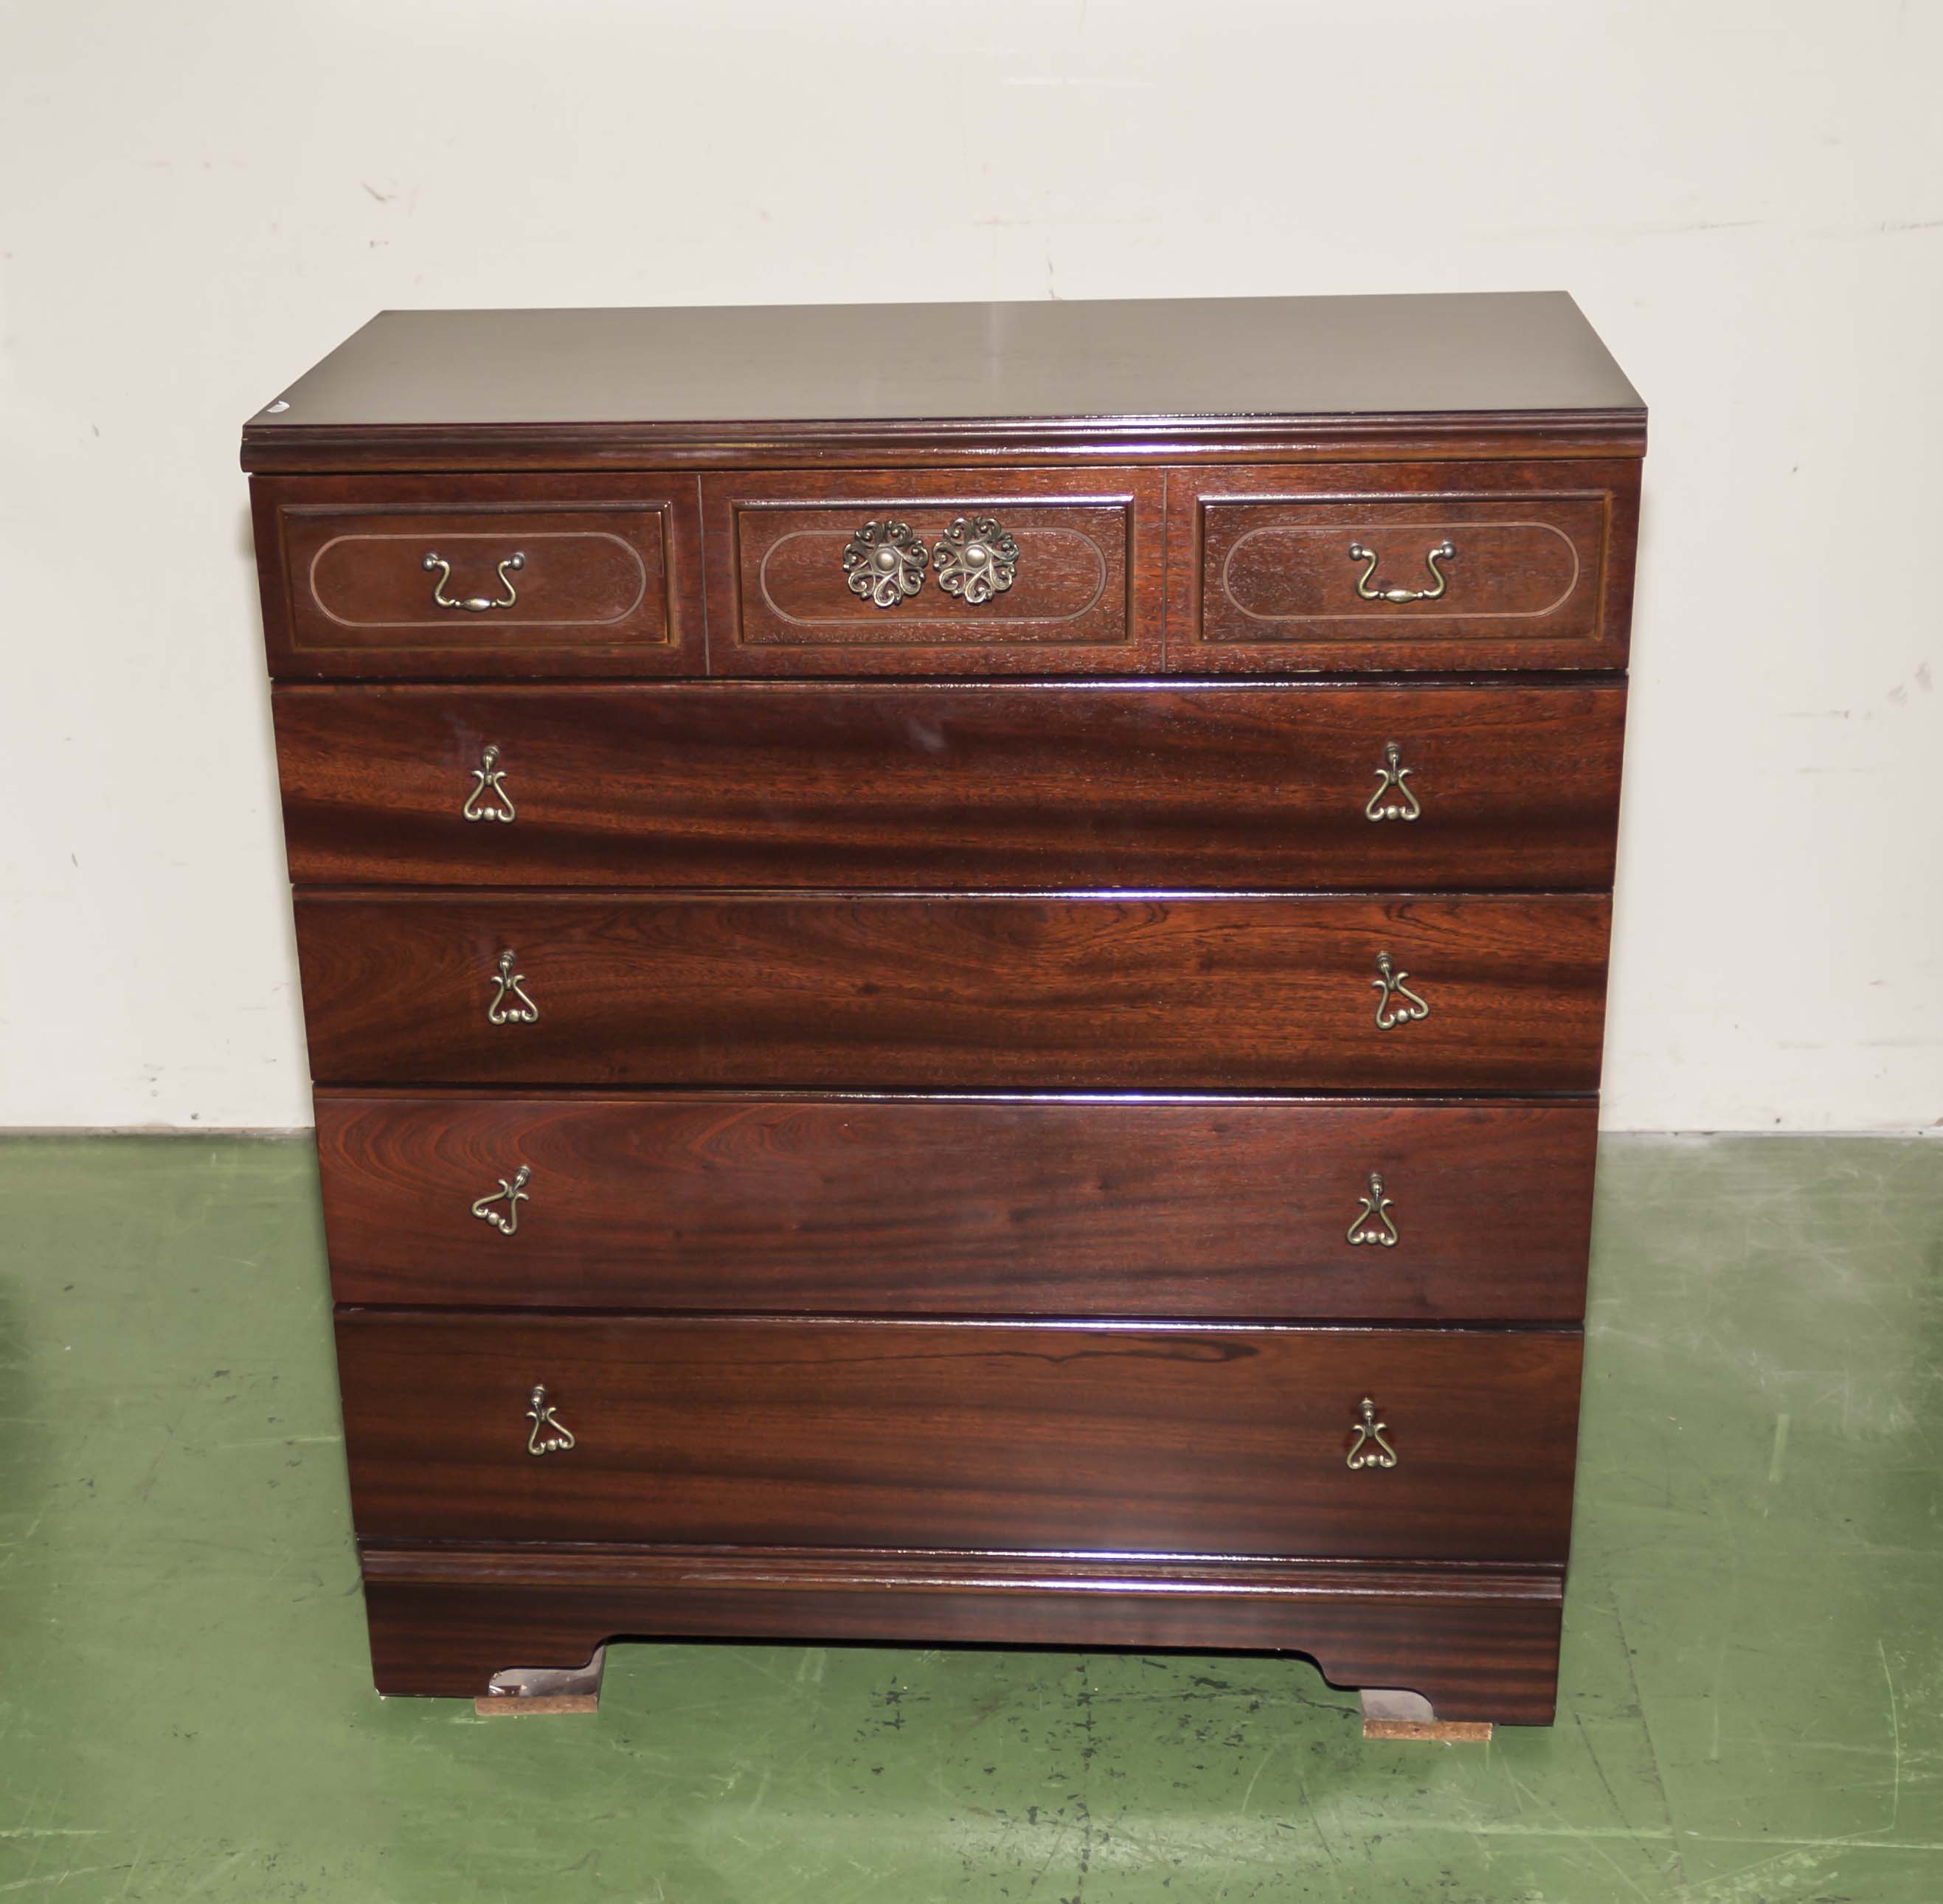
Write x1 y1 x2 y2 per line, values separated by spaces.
361 1545 1564 1728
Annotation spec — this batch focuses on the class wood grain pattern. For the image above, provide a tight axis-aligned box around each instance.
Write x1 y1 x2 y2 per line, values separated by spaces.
702 469 1164 675
359 1546 1565 1723
315 1092 1599 1320
273 682 1626 892
251 473 704 679
1168 461 1640 672
292 894 1613 1091
336 1315 1583 1563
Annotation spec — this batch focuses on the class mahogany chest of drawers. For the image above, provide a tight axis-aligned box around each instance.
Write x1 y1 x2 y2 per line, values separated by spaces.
243 293 1643 1728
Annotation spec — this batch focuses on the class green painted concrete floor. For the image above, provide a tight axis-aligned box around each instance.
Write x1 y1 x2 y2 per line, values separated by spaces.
1 1136 1939 1903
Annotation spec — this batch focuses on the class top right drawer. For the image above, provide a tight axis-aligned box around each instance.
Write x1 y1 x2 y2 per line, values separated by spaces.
1171 460 1638 673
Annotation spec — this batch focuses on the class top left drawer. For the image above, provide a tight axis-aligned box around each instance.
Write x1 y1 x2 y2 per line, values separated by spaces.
250 474 704 678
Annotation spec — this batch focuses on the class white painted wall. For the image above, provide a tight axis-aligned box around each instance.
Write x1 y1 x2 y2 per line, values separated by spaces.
2 0 1938 1132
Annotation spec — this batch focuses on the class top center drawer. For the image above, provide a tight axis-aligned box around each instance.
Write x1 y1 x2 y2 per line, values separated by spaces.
703 468 1163 676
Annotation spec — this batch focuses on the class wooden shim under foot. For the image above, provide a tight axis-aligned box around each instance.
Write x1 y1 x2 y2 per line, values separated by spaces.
474 1644 606 1718
1360 1686 1493 1743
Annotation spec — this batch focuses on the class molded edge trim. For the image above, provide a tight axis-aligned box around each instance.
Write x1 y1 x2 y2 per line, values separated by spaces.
360 1545 1565 1603
241 412 1648 475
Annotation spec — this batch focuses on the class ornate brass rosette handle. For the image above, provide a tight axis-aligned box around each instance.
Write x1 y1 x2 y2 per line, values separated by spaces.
842 520 929 608
1348 539 1455 603
525 1384 575 1456
932 515 1019 605
1345 1397 1399 1470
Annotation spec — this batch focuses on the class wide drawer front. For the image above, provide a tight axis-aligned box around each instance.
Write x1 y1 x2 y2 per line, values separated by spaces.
336 1315 1582 1562
1172 460 1638 672
274 683 1625 891
293 896 1612 1091
702 468 1163 676
317 1093 1598 1320
252 474 704 678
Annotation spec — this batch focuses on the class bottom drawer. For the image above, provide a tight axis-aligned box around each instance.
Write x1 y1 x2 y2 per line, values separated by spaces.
337 1315 1582 1563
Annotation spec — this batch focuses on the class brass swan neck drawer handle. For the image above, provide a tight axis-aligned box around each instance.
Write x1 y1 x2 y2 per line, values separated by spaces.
1365 741 1421 823
463 745 516 823
1348 539 1455 603
1346 1397 1398 1470
526 1385 575 1456
423 549 525 612
1371 951 1430 1030
933 516 1019 603
1346 1171 1399 1247
842 520 928 608
471 1164 531 1236
488 948 540 1026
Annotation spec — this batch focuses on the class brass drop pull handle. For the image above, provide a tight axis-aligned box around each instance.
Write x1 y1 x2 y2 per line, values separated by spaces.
933 515 1019 604
1348 539 1455 603
1346 1397 1398 1470
842 520 928 608
1371 951 1430 1031
1364 742 1421 823
1345 1171 1399 1247
424 550 525 612
526 1384 575 1456
463 745 516 823
488 948 539 1026
471 1164 531 1236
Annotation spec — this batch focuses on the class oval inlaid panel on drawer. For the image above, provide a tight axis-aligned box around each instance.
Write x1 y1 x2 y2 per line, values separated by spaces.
1171 460 1638 671
316 1092 1599 1320
274 682 1624 890
335 1314 1583 1563
702 468 1163 674
252 473 703 677
291 894 1612 1092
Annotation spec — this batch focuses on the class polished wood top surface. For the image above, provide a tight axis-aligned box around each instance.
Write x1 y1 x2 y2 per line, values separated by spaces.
243 293 1641 462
